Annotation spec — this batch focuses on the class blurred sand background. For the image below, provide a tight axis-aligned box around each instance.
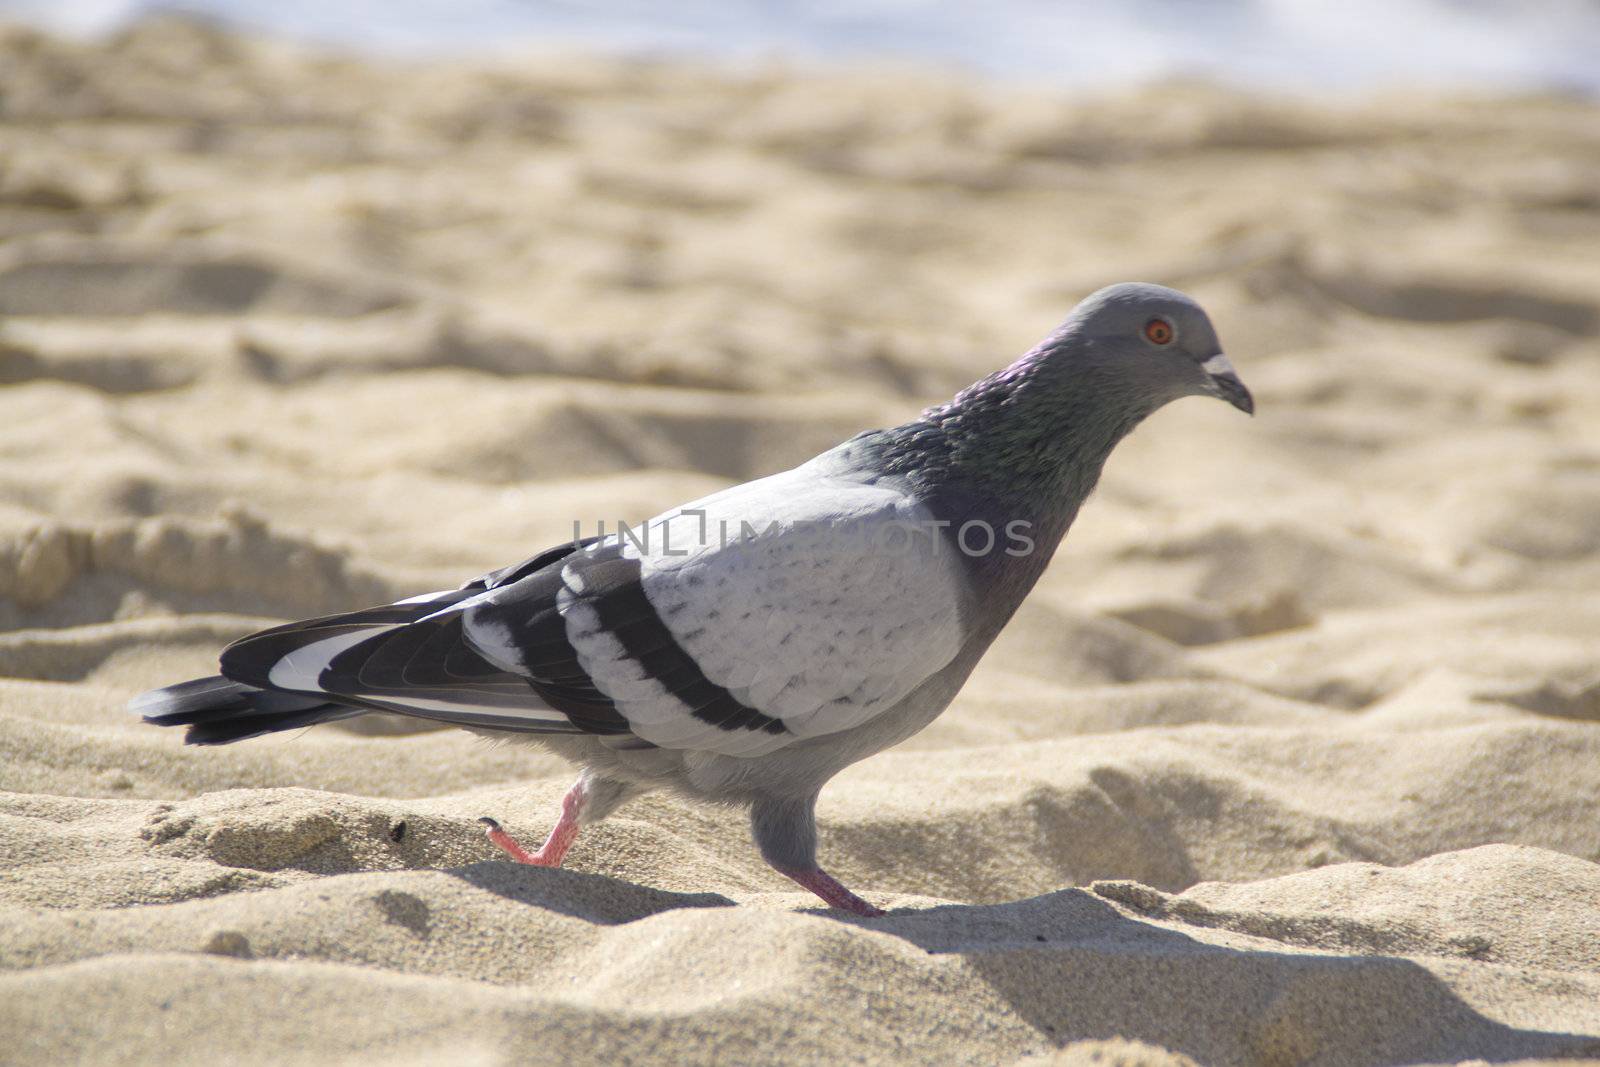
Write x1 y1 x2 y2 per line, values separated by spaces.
3 13 1600 1067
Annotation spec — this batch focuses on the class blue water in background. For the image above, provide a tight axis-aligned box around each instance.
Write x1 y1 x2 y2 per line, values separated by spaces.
4 0 1600 94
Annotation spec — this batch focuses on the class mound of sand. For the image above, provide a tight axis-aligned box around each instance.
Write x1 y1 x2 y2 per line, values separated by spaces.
2 16 1599 1066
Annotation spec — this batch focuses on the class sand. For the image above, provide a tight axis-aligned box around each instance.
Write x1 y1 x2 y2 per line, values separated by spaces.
2 15 1600 1067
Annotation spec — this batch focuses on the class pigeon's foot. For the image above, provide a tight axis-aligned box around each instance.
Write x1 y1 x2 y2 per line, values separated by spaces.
778 867 886 918
478 816 574 866
479 778 588 867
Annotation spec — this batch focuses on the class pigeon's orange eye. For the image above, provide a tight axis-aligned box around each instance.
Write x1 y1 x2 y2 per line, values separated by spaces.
1144 318 1174 345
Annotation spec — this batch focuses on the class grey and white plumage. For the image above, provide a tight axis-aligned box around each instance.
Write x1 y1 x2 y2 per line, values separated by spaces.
132 282 1253 916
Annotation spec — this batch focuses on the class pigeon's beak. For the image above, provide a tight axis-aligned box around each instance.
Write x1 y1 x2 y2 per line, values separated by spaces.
1200 352 1254 415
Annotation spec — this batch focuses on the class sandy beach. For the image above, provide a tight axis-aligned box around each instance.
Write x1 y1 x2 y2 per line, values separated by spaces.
2 16 1600 1066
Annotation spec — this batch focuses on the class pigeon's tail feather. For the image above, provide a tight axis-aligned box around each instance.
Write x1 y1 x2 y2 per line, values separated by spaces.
135 569 607 744
211 593 595 735
132 675 363 746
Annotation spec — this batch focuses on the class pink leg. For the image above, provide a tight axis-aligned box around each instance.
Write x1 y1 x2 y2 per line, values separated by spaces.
479 779 587 868
777 867 886 918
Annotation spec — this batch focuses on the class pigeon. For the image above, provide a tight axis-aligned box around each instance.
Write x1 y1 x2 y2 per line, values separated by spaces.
132 282 1252 917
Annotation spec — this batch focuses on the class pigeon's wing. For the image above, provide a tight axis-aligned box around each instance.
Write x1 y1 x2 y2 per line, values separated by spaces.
463 467 973 756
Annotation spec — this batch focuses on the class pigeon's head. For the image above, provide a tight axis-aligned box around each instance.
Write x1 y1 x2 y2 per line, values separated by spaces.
1057 282 1253 415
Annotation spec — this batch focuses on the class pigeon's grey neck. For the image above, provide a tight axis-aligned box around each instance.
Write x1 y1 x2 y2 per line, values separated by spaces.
863 332 1161 577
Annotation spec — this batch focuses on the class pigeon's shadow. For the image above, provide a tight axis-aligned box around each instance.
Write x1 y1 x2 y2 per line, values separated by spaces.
446 861 733 924
864 890 1600 1065
452 862 1600 1065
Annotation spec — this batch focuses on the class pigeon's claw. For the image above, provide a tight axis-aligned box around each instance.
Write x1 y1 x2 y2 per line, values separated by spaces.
480 779 589 867
480 816 568 866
